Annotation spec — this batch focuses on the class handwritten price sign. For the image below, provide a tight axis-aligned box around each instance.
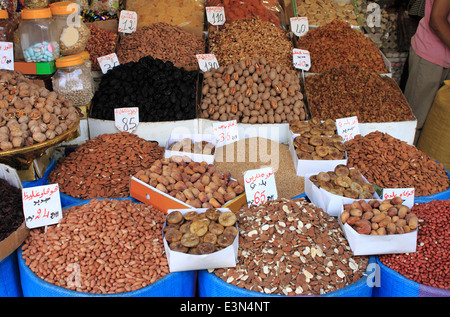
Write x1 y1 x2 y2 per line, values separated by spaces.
22 184 62 229
196 54 219 72
206 6 226 26
293 49 311 71
244 167 277 207
336 116 360 142
213 120 239 147
97 53 120 74
290 17 309 37
118 10 137 33
114 107 139 133
0 42 14 71
382 188 415 207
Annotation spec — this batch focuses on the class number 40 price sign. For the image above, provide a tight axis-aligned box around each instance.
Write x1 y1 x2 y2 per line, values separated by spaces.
114 107 139 133
244 167 278 207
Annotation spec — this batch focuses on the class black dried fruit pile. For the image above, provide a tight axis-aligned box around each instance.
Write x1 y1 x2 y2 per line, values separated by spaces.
90 55 198 122
0 178 23 241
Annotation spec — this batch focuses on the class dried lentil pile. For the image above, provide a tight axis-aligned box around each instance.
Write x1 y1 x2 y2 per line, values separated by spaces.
208 17 293 69
214 198 369 295
0 178 23 241
305 65 415 123
296 19 387 73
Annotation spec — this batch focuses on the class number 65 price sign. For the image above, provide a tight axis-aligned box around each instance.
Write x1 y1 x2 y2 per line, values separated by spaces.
244 167 278 207
114 107 139 133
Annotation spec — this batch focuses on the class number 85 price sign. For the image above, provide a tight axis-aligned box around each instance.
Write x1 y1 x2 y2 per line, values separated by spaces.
114 107 139 133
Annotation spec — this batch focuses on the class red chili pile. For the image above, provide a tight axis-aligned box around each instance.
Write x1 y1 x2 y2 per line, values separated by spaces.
379 200 450 289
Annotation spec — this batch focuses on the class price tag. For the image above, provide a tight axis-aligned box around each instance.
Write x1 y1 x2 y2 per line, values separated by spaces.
213 120 239 147
97 53 120 74
293 49 311 71
22 184 63 229
118 10 137 33
0 42 14 71
290 17 309 37
206 6 226 26
196 54 219 72
382 188 415 207
114 107 139 133
244 167 278 207
336 116 360 142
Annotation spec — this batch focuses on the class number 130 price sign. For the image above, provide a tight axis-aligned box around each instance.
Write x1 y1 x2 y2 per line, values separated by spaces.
114 107 139 133
244 167 278 207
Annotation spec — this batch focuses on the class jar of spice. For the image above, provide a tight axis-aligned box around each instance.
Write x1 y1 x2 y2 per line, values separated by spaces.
19 8 60 63
0 9 13 42
50 1 90 56
52 55 94 107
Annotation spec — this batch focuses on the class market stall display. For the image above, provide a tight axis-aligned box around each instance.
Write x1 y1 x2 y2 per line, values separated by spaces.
295 0 359 27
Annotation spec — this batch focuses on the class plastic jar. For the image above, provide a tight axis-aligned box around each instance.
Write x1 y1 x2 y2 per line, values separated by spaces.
52 55 94 107
50 1 90 56
0 10 13 42
73 50 92 71
19 8 60 63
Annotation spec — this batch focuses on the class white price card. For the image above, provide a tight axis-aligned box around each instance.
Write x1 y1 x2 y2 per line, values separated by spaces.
290 17 309 37
336 116 360 142
206 6 226 26
213 120 239 147
382 188 415 207
0 42 14 71
22 184 63 229
244 167 278 207
196 54 219 72
118 10 137 33
97 53 120 74
114 107 139 133
293 49 311 71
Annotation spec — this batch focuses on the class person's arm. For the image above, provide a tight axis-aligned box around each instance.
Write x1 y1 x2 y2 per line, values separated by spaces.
429 0 450 49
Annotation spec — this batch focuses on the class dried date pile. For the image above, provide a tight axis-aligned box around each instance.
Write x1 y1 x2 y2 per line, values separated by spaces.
305 65 415 123
0 178 23 241
213 198 369 295
296 19 387 74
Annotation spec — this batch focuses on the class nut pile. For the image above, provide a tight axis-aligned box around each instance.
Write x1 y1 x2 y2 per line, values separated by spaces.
0 70 79 151
310 165 375 199
296 19 386 74
345 131 450 196
164 209 238 255
379 200 450 289
213 198 369 295
134 156 245 208
21 199 169 294
86 24 118 71
291 117 345 160
168 138 215 155
199 56 307 123
305 65 415 123
341 197 418 235
0 178 23 241
296 0 359 26
47 132 164 199
208 17 294 69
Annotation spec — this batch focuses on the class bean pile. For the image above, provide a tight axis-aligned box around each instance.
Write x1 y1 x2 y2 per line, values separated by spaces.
47 132 164 199
345 131 450 197
0 178 23 241
90 56 198 122
305 65 415 123
379 200 450 289
21 199 169 294
213 198 369 295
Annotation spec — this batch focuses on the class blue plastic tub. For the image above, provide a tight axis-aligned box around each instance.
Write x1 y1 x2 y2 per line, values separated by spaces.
0 251 23 297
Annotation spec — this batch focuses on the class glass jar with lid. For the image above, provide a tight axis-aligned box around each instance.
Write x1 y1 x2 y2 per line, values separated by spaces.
52 55 94 107
73 50 92 72
0 9 13 42
50 1 90 56
19 8 60 63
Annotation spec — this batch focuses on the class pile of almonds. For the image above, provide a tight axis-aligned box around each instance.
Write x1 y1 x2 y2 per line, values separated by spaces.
134 156 245 208
168 138 215 155
213 198 369 295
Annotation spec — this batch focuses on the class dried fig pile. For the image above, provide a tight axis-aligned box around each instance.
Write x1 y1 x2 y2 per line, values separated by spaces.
168 138 215 155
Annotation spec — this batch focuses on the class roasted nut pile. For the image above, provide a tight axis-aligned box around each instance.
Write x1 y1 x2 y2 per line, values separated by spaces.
379 200 450 289
117 23 204 69
86 24 118 71
0 70 78 151
305 65 415 123
0 178 23 241
168 138 215 155
199 56 307 123
208 17 294 69
90 56 198 122
296 19 386 73
341 197 418 235
345 131 450 196
134 156 245 208
310 165 375 199
291 117 345 160
48 132 164 199
213 198 369 295
21 199 169 294
164 209 238 255
296 0 359 26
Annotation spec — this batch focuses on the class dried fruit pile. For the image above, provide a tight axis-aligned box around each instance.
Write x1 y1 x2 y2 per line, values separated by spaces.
0 178 23 241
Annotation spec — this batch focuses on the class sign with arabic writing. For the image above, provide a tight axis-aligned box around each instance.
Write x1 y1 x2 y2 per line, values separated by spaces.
244 167 278 207
22 184 62 229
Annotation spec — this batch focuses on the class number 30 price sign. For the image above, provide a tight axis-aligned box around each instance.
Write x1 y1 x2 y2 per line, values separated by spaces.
114 107 139 133
244 167 278 207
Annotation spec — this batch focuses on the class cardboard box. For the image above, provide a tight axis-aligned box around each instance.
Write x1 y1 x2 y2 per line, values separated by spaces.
0 164 29 262
164 133 216 165
163 208 239 272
